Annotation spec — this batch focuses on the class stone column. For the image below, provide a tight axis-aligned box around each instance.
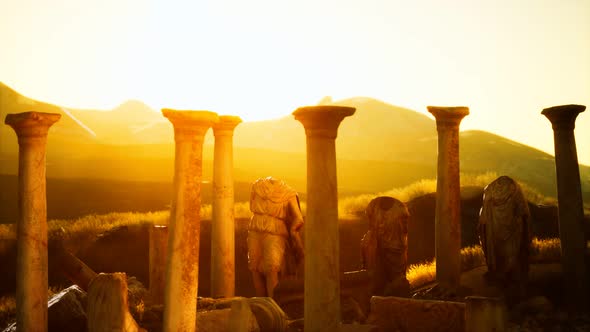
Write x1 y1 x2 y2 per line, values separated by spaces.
542 104 588 310
161 109 218 332
211 115 241 298
5 111 61 332
465 296 507 332
293 105 355 332
427 106 469 291
149 224 168 304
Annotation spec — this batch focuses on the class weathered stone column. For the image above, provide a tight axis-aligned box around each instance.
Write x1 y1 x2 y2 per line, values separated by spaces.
465 296 507 332
211 115 241 298
427 106 469 291
5 111 61 332
542 104 588 310
293 105 355 332
149 224 168 304
161 109 218 332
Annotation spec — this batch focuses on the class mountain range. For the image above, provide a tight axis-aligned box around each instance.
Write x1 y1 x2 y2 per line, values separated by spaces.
1 81 589 199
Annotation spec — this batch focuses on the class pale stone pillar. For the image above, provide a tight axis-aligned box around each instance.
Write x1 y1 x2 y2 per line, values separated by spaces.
149 224 168 304
5 111 61 332
211 115 241 298
427 106 469 291
465 296 507 332
87 273 145 332
161 109 219 332
293 105 355 332
542 104 588 310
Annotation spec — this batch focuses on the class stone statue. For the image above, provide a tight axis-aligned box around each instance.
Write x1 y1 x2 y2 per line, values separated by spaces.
361 196 410 296
478 176 531 298
248 177 304 297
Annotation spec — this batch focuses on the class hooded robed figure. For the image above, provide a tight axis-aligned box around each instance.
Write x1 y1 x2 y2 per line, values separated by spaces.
361 196 410 296
248 177 304 297
478 176 531 299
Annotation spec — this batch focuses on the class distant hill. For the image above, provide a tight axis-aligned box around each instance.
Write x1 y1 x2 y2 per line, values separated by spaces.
1 82 588 200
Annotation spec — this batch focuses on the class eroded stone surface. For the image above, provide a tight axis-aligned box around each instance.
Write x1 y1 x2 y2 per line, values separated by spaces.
427 106 469 292
361 196 410 297
293 105 355 332
542 104 588 311
5 111 61 332
465 296 507 332
86 273 145 332
367 296 465 332
148 225 168 304
161 109 218 332
247 177 304 298
211 116 241 298
478 176 530 302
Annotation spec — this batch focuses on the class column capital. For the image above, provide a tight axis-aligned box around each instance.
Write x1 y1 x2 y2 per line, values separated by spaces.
213 115 242 137
293 106 355 139
162 109 219 141
542 104 585 131
5 112 61 138
427 106 469 129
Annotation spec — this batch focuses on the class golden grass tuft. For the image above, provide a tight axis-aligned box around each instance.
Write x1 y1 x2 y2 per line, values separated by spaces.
406 237 569 289
530 237 562 263
338 172 556 219
338 179 438 219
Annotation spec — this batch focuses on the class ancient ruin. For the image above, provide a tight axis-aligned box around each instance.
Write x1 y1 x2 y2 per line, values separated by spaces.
3 98 590 331
148 225 168 304
361 196 410 296
161 109 219 332
542 104 589 310
293 105 355 332
427 106 469 292
478 176 531 300
247 176 304 298
465 296 507 332
211 115 242 298
5 111 61 332
86 273 145 332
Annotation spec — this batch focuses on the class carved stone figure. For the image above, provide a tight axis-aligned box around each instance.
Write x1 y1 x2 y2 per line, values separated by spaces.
361 196 410 296
248 177 304 297
478 176 531 297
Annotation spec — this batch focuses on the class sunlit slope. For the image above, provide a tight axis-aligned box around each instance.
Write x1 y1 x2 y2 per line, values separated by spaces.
0 82 96 156
66 100 166 144
0 82 588 198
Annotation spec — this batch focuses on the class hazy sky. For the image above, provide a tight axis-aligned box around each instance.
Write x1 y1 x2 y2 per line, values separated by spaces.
1 0 589 164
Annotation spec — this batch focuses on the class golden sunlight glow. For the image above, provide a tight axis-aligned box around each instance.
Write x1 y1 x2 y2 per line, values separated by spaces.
1 0 589 162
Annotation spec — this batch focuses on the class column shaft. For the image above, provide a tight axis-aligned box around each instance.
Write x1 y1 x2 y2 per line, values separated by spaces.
305 134 340 331
149 225 168 304
5 112 60 332
293 105 355 332
211 116 241 298
542 104 588 310
435 124 462 288
162 110 218 332
428 106 469 291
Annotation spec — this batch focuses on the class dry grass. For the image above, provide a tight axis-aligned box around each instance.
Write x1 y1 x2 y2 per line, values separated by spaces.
407 237 568 289
338 179 438 220
338 172 554 219
0 172 554 240
0 211 170 241
0 204 256 242
530 237 562 263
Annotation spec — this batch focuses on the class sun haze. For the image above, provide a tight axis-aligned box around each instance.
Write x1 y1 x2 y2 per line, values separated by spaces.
1 0 589 163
